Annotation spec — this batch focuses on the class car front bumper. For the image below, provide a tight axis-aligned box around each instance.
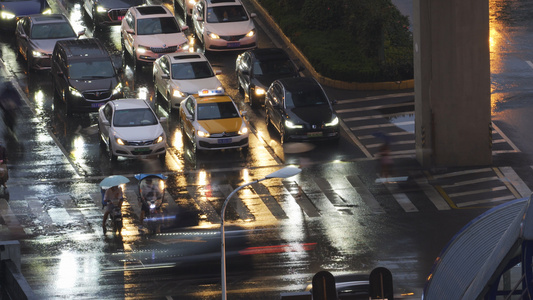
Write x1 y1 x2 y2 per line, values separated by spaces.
196 135 249 150
112 141 166 158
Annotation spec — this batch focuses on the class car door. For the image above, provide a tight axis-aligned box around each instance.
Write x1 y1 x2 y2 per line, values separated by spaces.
15 18 30 59
268 83 284 131
159 57 172 101
192 1 205 42
98 103 113 142
122 11 135 55
180 97 196 141
237 52 251 93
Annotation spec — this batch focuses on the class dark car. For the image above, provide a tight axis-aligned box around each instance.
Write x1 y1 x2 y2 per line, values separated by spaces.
15 14 84 71
51 38 123 115
82 0 145 29
265 77 340 143
235 48 302 108
0 0 51 30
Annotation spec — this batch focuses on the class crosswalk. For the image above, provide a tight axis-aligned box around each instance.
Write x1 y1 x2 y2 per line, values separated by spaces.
0 165 530 239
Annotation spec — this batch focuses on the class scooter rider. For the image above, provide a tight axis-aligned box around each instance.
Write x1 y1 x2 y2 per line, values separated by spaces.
102 185 124 234
139 178 161 228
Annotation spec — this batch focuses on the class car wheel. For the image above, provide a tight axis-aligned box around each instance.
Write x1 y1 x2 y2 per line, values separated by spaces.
249 89 257 108
25 51 33 73
108 140 118 161
133 50 141 71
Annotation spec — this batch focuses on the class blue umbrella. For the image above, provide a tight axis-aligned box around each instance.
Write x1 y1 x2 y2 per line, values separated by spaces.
100 175 129 189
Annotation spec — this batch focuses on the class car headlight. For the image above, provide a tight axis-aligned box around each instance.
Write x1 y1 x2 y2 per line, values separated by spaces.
154 135 164 144
254 87 265 96
31 50 47 58
206 31 219 40
197 129 210 138
69 86 83 97
42 8 52 15
116 137 125 145
112 83 122 95
137 45 148 54
325 116 339 127
0 11 15 20
96 5 108 13
173 89 186 98
245 29 255 38
238 123 248 135
285 119 303 129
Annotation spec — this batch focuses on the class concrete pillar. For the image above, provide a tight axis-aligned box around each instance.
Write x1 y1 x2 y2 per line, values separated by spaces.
413 0 491 167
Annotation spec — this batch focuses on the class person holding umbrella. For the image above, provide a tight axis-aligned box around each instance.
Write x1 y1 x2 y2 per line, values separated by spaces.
100 175 129 235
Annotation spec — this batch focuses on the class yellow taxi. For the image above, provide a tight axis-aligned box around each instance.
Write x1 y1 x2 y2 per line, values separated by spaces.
178 89 249 151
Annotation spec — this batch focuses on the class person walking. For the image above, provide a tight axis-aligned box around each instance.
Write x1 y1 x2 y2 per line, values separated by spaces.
379 142 393 180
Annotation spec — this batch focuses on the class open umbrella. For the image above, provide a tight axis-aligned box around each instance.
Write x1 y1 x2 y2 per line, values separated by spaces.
100 175 129 189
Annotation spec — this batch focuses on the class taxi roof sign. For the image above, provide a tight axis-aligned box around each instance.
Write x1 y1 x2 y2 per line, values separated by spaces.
198 88 225 97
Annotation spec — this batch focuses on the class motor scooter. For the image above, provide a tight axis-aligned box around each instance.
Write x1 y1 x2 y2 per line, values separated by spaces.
135 174 167 234
111 205 123 234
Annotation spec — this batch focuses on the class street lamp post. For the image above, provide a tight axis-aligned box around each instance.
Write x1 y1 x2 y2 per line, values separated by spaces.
220 166 302 300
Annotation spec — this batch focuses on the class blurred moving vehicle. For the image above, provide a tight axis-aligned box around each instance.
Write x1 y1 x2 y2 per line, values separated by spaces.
265 77 340 143
121 5 189 70
97 99 167 161
191 0 257 51
51 38 123 114
153 52 223 111
235 48 303 108
0 0 51 30
83 0 145 30
178 89 249 152
16 14 85 71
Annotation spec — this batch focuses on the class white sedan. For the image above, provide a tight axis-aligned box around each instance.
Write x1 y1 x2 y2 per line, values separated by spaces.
98 99 167 161
153 52 222 111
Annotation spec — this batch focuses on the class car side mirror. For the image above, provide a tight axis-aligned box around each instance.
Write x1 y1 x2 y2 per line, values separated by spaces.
241 110 247 116
195 15 204 22
330 98 337 105
160 117 167 123
77 28 86 38
250 13 257 18
162 74 170 79
102 119 110 126
241 69 249 75
181 25 189 31
214 70 222 75
126 28 134 34
184 111 193 120
20 33 28 40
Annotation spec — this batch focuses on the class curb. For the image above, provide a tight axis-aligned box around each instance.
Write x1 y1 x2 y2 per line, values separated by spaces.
248 0 414 91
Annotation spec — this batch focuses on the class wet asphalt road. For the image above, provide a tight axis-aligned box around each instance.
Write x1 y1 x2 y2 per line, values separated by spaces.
1 0 533 299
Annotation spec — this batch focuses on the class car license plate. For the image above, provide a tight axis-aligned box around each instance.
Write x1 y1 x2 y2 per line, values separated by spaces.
91 102 104 108
135 147 150 153
227 42 240 48
307 132 323 137
218 138 232 144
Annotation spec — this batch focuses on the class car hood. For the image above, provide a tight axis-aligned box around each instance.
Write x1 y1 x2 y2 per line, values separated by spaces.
252 74 299 89
287 105 335 124
198 118 242 134
172 77 221 94
112 125 163 141
137 33 188 47
98 0 145 9
1 0 46 16
205 21 254 36
30 38 77 55
70 77 118 91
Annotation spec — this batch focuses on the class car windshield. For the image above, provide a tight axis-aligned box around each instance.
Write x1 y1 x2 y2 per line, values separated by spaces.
69 60 115 79
285 87 329 108
113 108 158 127
31 23 76 39
171 62 214 80
253 59 296 76
137 17 179 35
206 5 248 23
197 102 239 120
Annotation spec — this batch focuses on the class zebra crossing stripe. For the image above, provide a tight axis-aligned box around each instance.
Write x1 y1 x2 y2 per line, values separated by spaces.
217 184 255 222
186 186 221 224
412 174 450 210
345 175 385 214
382 183 418 212
499 167 530 198
282 181 320 217
251 183 288 220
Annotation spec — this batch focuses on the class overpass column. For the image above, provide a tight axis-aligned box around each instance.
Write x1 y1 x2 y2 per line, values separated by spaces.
413 0 491 167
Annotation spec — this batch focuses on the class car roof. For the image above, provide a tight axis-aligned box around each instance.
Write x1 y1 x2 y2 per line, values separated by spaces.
193 93 233 104
206 0 244 7
167 53 208 64
28 14 68 24
250 48 291 61
109 99 150 110
132 5 172 17
56 38 109 58
276 77 322 91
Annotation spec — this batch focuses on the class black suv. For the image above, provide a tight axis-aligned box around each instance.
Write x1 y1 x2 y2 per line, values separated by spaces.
235 48 302 108
51 38 123 114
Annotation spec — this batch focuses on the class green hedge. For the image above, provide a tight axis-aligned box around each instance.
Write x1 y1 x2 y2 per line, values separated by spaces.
257 0 414 82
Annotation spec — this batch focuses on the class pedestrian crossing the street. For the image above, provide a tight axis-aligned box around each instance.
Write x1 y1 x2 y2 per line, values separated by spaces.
0 165 531 238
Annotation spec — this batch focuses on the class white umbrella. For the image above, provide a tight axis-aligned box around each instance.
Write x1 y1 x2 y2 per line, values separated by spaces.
99 175 130 189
